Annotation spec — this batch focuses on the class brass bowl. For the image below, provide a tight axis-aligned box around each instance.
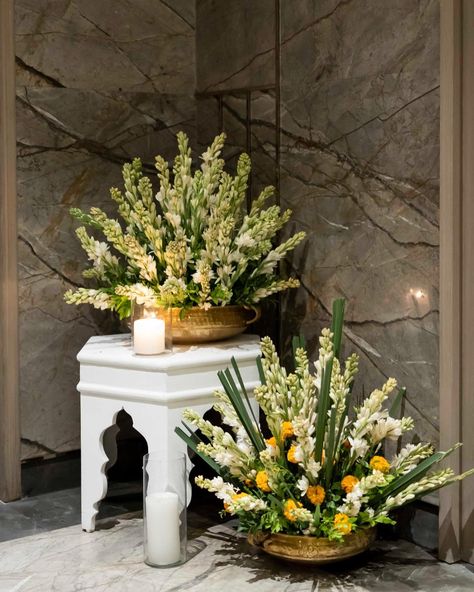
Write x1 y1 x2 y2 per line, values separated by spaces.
248 528 376 565
171 305 261 344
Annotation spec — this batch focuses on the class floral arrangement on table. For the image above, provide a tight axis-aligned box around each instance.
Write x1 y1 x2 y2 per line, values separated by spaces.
64 132 305 319
176 299 473 543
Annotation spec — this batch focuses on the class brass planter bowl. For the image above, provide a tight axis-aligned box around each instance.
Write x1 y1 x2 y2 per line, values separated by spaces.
171 305 261 344
248 527 376 565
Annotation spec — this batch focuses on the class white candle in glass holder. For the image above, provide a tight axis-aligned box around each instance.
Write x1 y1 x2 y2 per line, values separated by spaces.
133 318 165 355
145 492 181 566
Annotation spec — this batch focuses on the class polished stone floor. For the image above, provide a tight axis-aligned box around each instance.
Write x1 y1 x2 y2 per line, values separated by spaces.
0 483 141 543
1 515 474 592
1 487 474 592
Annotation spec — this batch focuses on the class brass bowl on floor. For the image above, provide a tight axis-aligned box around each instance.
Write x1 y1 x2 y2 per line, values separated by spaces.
248 528 376 565
171 305 261 344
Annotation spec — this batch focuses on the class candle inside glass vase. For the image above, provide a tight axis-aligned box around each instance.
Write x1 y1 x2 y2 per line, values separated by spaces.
133 317 165 355
145 492 181 566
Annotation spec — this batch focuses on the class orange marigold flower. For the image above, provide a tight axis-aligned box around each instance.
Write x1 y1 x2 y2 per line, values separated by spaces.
287 444 298 464
283 499 302 522
306 484 325 505
266 436 277 447
281 421 294 440
255 470 271 492
334 512 352 535
341 475 359 494
369 455 390 474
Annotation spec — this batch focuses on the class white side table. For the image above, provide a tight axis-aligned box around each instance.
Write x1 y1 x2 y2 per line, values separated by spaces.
77 334 261 532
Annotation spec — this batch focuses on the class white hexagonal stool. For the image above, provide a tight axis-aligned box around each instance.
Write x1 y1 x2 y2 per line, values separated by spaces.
77 333 261 532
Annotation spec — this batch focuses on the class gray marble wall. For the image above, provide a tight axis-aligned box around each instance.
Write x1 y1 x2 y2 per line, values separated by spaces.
197 0 440 446
279 0 440 444
16 0 196 460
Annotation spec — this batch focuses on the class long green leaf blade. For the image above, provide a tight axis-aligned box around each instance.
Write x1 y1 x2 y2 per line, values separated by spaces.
231 356 259 427
314 358 334 462
331 298 345 359
218 369 264 452
256 356 266 385
389 387 406 418
175 426 221 475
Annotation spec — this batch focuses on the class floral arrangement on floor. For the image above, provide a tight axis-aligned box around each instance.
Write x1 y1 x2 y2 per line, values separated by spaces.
64 132 305 318
176 299 473 541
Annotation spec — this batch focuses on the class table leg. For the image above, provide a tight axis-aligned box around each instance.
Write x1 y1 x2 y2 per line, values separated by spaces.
80 395 120 532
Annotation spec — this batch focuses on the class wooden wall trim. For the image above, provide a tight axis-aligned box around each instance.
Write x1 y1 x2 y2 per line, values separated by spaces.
0 0 20 501
439 0 474 564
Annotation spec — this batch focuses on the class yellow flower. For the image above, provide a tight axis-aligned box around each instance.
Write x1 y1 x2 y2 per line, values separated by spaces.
281 421 294 440
369 455 390 474
256 470 271 492
334 513 352 535
232 492 249 502
244 479 253 487
283 499 302 522
266 436 277 447
306 484 325 505
287 444 298 464
341 475 359 494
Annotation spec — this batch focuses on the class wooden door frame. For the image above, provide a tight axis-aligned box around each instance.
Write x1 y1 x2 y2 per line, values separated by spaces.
439 0 474 564
0 0 20 502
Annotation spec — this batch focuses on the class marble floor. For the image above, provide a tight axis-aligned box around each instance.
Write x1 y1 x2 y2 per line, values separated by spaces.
0 483 142 543
1 509 474 592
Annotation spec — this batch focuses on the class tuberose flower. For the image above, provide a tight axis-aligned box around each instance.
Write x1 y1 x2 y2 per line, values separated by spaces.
256 470 271 492
369 456 390 474
341 475 359 494
306 485 325 506
334 513 352 535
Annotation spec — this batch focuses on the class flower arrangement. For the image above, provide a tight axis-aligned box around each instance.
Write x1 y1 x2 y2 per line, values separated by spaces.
64 132 305 318
177 299 473 542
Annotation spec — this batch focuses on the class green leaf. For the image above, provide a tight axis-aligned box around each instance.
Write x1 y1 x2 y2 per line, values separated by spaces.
389 387 406 418
325 406 338 487
218 369 265 452
174 426 222 475
314 356 334 463
231 356 259 428
256 356 266 385
314 298 346 463
331 298 345 360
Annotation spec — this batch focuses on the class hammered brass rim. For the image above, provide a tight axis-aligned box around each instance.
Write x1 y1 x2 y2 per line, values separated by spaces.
248 527 376 565
171 305 261 344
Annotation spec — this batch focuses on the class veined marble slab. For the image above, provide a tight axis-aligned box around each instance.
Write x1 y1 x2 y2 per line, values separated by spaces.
0 517 473 592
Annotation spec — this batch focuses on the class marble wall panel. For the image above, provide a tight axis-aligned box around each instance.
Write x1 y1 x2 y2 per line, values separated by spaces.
16 0 196 460
279 0 440 444
196 0 275 93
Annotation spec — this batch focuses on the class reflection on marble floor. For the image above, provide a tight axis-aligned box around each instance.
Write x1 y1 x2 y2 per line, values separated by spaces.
1 516 473 592
0 483 142 543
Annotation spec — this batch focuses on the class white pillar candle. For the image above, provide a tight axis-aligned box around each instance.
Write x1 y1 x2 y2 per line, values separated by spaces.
145 492 181 566
134 318 165 355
